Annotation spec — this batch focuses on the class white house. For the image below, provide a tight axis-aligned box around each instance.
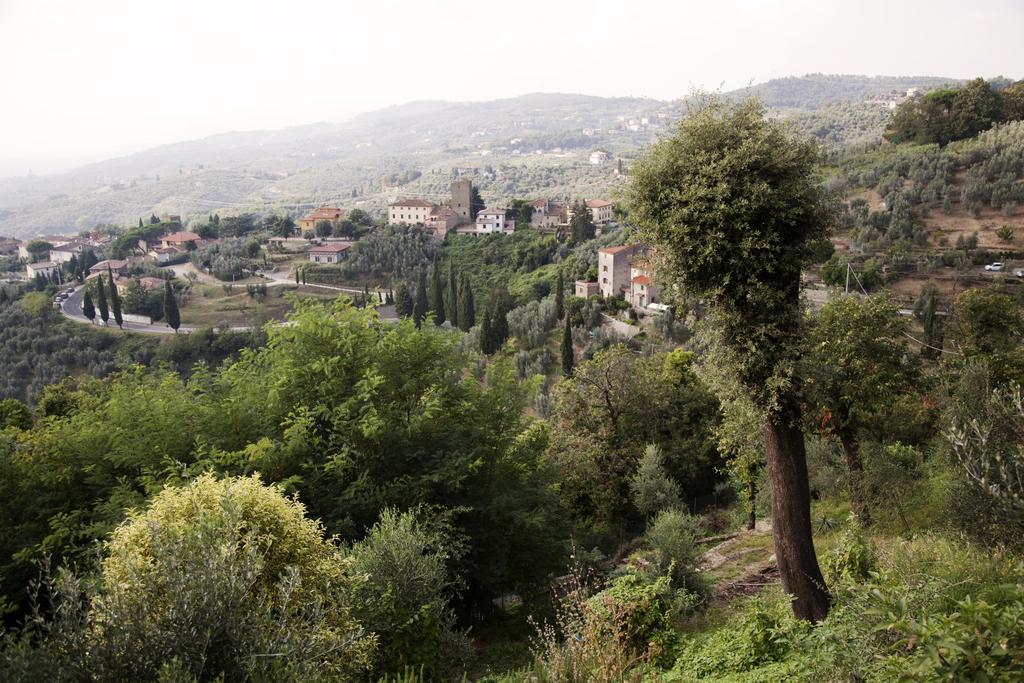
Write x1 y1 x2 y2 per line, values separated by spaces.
49 240 86 264
26 261 61 280
597 244 639 298
308 243 350 264
474 208 513 235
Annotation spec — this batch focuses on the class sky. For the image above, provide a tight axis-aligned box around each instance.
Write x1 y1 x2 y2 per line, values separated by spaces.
1 0 1022 177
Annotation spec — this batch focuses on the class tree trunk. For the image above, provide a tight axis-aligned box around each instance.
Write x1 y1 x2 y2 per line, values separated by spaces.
839 433 871 527
763 413 831 622
746 479 756 531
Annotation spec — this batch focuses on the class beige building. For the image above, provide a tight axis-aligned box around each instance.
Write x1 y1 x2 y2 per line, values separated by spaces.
529 198 566 230
298 207 346 233
597 244 640 298
49 240 87 264
161 231 203 249
388 199 437 226
627 260 661 310
574 280 600 298
26 261 61 279
586 199 614 224
424 206 460 238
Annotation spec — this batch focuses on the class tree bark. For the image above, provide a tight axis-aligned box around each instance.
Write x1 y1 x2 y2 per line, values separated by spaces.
746 479 757 530
839 433 871 527
763 413 831 622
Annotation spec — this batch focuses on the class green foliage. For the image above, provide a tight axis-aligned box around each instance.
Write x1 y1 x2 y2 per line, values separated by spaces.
162 281 180 331
0 399 32 430
642 508 707 597
629 445 682 518
824 519 878 584
885 78 1023 146
348 508 464 679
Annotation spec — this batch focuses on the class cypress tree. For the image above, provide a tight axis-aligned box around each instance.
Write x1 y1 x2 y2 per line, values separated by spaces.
163 281 180 332
138 218 144 228
555 268 565 320
295 268 300 284
561 322 574 376
446 263 458 329
480 305 493 354
457 274 475 331
394 283 413 317
413 269 428 328
82 289 95 323
96 276 109 324
492 288 510 349
108 269 123 329
429 255 445 326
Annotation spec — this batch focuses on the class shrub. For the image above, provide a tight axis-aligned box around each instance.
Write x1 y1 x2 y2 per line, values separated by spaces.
348 508 465 679
1 474 375 681
642 509 707 598
824 519 878 584
507 296 559 350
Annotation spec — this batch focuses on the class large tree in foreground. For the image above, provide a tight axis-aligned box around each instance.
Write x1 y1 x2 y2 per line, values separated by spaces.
628 99 836 621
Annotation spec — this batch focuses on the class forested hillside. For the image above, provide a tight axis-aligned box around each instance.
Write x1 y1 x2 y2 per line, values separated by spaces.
0 75 957 238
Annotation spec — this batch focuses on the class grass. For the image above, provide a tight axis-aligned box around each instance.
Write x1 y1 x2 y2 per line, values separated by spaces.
179 283 341 326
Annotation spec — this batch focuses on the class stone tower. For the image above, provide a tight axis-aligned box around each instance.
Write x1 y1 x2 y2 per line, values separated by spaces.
451 179 472 222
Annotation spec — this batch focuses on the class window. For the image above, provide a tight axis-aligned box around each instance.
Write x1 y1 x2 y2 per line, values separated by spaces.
602 265 608 272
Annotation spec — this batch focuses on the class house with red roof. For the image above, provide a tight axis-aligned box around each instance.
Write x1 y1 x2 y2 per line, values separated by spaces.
308 242 351 264
161 231 203 249
298 207 346 233
387 199 437 226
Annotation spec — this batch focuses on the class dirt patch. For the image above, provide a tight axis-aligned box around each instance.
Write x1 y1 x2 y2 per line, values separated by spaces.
713 562 780 602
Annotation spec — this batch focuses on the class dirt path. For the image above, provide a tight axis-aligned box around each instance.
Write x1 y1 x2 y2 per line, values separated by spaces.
700 520 779 603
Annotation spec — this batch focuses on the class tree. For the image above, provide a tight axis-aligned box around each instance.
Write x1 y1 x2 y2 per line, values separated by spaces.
314 220 333 238
107 268 123 329
457 273 474 331
0 398 32 430
470 186 485 220
629 444 682 518
394 282 414 318
555 268 565 320
149 213 159 224
413 269 428 328
138 218 144 228
82 289 95 323
96 275 109 325
569 201 595 244
429 255 445 326
629 98 835 621
163 281 180 333
560 321 574 377
24 240 52 262
803 293 920 526
916 282 943 359
446 263 459 329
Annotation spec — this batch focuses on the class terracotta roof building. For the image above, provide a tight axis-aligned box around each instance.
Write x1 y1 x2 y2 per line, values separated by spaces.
298 207 346 233
308 242 351 264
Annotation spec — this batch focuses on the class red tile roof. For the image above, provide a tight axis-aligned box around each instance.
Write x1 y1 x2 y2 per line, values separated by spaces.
632 275 652 286
389 199 436 208
586 199 613 208
163 231 201 243
309 243 351 254
303 207 345 221
598 244 634 255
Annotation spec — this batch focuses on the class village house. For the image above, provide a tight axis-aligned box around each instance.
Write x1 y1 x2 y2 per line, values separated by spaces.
574 280 601 298
388 199 437 226
49 240 87 264
297 207 346 233
597 244 640 298
148 246 181 263
586 199 614 224
424 206 460 238
25 261 61 279
529 198 566 230
626 259 661 310
474 208 514 235
589 149 612 165
89 259 130 277
0 238 19 255
161 231 203 250
308 242 350 264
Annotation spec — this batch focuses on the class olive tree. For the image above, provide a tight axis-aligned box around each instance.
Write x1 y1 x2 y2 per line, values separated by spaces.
628 99 836 621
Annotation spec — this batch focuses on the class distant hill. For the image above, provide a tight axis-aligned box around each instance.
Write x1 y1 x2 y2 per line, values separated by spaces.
0 75 958 238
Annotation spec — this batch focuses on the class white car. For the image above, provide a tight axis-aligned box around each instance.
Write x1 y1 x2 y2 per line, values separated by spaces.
984 262 1004 271
1015 269 1024 278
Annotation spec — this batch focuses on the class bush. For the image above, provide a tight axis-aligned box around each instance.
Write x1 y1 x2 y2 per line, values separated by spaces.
642 509 707 598
348 508 465 679
1 474 376 681
506 296 559 350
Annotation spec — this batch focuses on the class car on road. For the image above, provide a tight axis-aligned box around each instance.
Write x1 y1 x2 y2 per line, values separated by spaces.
984 262 1004 271
1015 269 1024 278
66 287 75 294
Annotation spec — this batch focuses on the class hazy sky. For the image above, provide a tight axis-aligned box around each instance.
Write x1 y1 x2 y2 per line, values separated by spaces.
1 0 1022 176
